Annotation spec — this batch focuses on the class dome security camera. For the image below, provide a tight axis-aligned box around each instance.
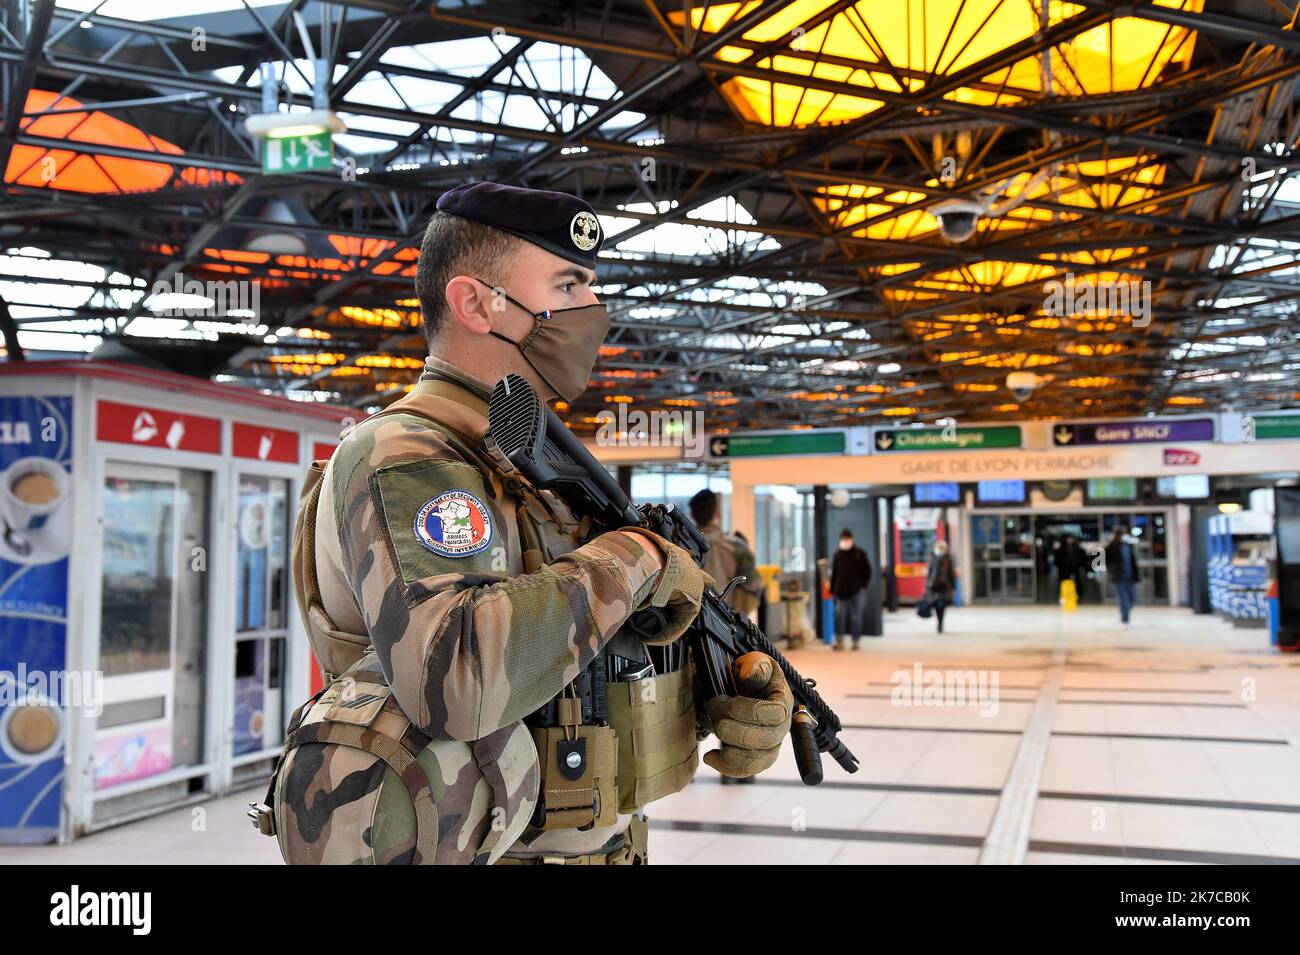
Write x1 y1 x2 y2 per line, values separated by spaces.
1006 371 1043 401
930 198 987 243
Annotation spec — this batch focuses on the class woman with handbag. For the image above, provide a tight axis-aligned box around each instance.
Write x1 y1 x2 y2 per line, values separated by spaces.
923 540 957 634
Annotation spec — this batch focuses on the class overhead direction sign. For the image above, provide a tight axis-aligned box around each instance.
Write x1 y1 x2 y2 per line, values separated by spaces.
708 431 846 458
1246 414 1300 441
872 425 1021 453
1053 418 1214 446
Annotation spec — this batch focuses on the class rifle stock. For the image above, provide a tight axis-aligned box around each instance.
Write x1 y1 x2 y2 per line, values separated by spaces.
486 373 860 785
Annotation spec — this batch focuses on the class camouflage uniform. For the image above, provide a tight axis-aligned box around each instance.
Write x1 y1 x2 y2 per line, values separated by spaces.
274 357 672 864
700 521 762 618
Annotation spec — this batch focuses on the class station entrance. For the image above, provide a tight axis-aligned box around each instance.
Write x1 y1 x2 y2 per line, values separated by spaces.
969 509 1171 605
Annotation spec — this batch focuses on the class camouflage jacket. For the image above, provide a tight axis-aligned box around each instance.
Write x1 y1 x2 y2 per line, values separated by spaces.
278 357 665 864
700 521 762 615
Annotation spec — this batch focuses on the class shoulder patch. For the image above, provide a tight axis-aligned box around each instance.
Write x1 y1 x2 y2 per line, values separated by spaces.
414 490 493 557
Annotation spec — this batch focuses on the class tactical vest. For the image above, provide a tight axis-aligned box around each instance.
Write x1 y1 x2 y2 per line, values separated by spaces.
259 383 697 864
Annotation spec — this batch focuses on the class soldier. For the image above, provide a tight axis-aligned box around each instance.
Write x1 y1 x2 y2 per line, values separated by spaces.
261 182 793 865
688 488 763 621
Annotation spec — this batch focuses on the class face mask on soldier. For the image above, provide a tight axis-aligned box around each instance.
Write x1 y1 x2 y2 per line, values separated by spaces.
475 279 611 402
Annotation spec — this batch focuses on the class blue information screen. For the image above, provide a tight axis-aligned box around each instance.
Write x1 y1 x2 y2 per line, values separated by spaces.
913 482 960 504
976 479 1026 504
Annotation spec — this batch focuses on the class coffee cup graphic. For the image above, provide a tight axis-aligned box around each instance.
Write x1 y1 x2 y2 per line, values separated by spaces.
0 695 64 765
1 456 68 556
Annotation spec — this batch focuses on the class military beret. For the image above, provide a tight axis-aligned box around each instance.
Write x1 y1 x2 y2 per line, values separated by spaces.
435 181 604 269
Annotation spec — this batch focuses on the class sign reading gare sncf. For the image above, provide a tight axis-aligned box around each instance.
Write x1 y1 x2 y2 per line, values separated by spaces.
1053 418 1214 447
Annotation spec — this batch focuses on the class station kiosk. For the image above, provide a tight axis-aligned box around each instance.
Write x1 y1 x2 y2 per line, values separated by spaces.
0 361 352 843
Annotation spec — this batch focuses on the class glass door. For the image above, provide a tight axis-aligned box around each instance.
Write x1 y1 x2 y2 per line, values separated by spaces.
95 462 209 792
1035 514 1104 604
233 474 290 758
970 513 1036 603
999 515 1036 602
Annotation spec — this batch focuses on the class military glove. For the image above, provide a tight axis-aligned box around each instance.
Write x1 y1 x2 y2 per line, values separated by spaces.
619 527 712 645
703 652 793 778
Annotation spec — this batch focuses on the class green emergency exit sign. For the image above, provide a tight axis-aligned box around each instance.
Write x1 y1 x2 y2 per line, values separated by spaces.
262 131 333 174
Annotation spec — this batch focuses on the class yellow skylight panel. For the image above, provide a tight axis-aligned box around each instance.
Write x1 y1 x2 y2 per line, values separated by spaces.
1067 376 1120 388
675 1 1201 127
1066 343 1125 356
674 1 762 34
995 1 1201 96
937 351 1066 369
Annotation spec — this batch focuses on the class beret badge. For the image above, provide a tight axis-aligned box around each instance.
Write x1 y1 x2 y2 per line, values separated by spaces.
570 211 600 252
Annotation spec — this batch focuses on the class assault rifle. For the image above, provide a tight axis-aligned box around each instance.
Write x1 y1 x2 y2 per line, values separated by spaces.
485 373 859 785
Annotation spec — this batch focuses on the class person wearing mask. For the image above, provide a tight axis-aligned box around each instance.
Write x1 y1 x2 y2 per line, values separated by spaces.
830 529 872 650
925 540 957 634
268 183 790 866
1104 524 1142 626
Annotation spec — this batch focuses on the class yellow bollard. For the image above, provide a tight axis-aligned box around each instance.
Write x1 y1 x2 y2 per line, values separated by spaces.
1060 578 1078 613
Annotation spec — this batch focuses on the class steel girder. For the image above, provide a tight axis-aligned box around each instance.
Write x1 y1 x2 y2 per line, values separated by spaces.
0 0 1297 427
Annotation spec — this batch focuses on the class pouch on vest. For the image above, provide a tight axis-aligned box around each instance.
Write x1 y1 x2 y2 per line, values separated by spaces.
513 474 698 817
529 686 618 831
606 659 699 812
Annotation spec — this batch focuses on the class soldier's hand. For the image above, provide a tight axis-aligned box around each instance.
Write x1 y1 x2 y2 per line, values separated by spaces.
703 652 793 778
620 527 711 645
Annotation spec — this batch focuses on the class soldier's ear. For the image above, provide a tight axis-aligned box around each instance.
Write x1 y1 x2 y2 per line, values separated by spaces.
444 276 493 335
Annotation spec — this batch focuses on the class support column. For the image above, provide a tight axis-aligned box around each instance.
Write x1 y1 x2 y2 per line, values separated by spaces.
729 480 755 544
1275 487 1300 650
1188 504 1213 614
858 495 882 637
813 484 828 642
884 495 898 612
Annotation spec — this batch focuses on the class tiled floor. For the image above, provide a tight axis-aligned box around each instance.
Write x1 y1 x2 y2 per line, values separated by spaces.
4 604 1297 865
